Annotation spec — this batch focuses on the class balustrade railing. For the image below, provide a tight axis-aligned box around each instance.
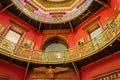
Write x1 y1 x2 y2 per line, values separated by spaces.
0 12 119 64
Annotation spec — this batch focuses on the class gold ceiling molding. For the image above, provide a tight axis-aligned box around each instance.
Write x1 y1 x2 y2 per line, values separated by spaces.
12 0 93 23
25 0 83 12
46 0 67 3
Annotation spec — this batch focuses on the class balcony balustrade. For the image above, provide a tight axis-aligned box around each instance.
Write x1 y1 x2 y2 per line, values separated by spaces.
0 12 119 64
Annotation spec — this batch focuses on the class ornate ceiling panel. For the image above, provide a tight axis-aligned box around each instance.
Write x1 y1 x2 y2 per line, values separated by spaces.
0 0 107 30
12 0 93 23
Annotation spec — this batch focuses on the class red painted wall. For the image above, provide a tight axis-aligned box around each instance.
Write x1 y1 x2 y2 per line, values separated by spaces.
0 0 119 80
0 0 119 49
74 0 119 44
109 0 120 13
34 32 43 50
80 52 120 80
68 30 76 48
0 60 26 80
72 1 120 80
0 11 43 50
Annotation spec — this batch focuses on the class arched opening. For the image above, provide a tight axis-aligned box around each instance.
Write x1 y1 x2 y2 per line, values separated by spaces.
45 43 67 51
42 36 68 51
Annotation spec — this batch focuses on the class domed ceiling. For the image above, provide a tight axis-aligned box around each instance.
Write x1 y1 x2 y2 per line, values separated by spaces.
1 0 120 69
12 0 93 23
0 0 108 30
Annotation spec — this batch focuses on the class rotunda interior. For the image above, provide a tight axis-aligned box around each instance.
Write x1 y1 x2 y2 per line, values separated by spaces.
0 0 120 80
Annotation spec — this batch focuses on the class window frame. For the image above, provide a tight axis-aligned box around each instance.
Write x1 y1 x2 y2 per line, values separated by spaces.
82 17 103 41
